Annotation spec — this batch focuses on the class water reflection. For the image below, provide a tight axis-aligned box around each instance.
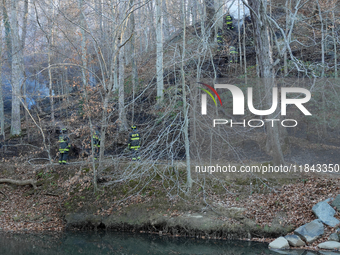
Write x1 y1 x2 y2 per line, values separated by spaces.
0 231 310 255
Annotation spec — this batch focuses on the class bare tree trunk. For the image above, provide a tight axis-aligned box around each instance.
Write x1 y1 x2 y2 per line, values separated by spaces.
113 52 118 90
191 0 198 25
0 20 4 139
316 0 325 77
3 0 11 63
204 0 215 40
193 56 201 143
317 0 327 137
243 2 247 82
238 0 242 70
36 0 54 126
21 0 28 51
10 0 23 136
181 0 192 190
118 2 128 131
21 0 30 139
48 31 55 124
78 0 88 95
200 1 206 37
78 0 98 192
248 0 285 165
100 96 109 162
321 89 327 138
118 47 127 131
130 0 138 123
331 0 337 78
215 0 223 31
162 0 170 39
147 1 155 51
0 75 4 140
156 0 164 103
95 0 103 40
283 0 290 76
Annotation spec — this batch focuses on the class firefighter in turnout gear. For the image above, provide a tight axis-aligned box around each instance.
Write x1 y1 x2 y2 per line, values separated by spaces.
92 127 101 160
229 45 238 63
58 128 70 164
226 14 234 30
128 125 140 161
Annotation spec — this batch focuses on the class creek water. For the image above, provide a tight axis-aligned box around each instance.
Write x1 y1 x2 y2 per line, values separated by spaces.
0 231 306 255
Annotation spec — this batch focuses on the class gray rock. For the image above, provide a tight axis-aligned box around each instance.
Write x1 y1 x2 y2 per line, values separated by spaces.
318 241 340 250
312 200 340 227
331 195 340 212
284 234 305 247
294 219 324 244
269 237 290 249
328 232 340 242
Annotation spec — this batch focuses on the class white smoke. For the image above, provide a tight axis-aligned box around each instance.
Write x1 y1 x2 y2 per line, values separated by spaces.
226 0 250 20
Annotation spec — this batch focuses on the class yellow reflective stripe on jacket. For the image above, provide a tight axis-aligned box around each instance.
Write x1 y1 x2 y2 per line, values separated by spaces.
230 46 238 54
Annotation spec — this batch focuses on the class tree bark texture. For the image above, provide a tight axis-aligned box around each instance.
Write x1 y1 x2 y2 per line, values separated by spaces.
248 0 285 165
10 0 23 136
156 0 164 103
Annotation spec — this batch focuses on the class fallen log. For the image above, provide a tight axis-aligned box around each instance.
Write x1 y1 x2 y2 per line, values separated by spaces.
0 178 37 189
